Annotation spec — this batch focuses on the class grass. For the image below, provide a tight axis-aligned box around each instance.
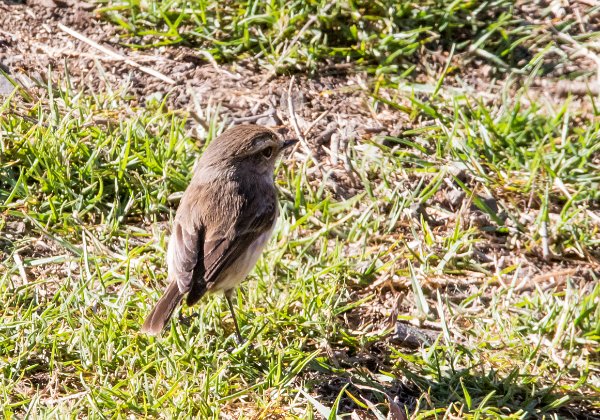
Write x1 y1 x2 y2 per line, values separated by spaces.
95 0 562 76
93 0 600 85
1 0 600 418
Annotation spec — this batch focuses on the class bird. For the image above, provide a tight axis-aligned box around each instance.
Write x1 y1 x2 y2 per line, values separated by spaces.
141 124 297 342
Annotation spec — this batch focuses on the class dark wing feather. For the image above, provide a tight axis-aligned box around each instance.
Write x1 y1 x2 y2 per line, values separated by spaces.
202 198 276 288
166 187 205 294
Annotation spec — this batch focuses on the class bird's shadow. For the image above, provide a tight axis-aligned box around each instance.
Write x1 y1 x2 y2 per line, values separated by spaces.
301 348 600 419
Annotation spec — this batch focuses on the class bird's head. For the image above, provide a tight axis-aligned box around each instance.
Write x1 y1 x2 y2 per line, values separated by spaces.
201 125 298 176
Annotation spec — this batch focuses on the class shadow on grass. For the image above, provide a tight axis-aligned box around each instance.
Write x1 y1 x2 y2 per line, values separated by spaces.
303 350 600 419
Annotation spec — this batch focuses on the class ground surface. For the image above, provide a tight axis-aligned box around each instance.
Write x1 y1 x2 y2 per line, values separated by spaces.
1 0 599 418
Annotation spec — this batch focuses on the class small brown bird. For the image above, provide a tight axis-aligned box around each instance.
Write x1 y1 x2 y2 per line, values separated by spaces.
141 125 297 341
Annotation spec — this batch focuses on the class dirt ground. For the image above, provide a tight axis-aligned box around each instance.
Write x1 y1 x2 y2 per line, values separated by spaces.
2 0 599 143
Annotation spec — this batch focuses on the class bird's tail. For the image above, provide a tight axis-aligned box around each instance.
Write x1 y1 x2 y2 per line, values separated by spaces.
141 281 184 335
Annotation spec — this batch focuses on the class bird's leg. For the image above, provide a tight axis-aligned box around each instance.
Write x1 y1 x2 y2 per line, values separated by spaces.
224 290 244 345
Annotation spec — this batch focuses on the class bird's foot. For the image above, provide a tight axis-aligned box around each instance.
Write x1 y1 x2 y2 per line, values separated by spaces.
178 311 199 327
234 331 246 346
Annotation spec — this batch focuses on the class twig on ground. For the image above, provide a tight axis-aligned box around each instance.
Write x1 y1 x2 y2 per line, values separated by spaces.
232 110 278 124
552 25 600 99
518 268 580 292
303 108 330 138
57 23 177 85
314 127 336 145
329 131 339 165
540 219 550 261
196 50 242 80
287 76 321 171
538 79 599 96
13 252 28 285
50 48 172 65
0 29 17 41
188 83 211 132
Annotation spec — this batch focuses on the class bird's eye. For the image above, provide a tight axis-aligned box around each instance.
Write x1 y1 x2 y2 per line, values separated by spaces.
262 146 273 158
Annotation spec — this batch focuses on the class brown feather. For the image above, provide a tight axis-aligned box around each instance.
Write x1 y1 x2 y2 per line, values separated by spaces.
141 281 184 335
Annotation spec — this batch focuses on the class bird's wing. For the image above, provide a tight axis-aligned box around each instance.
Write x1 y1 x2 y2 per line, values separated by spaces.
202 195 276 287
167 212 204 294
167 181 277 303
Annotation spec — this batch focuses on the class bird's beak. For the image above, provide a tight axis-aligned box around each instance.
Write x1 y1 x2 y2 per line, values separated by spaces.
282 138 299 150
